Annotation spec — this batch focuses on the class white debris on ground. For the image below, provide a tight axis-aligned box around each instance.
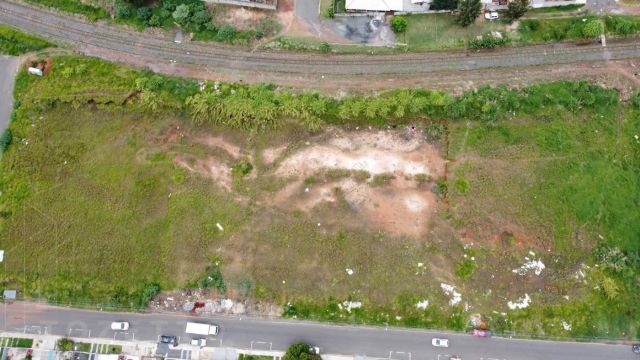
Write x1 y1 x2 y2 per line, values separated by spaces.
512 255 545 276
339 301 362 313
395 315 402 320
440 283 462 306
561 320 572 331
221 299 234 310
216 223 224 231
346 268 354 275
507 294 531 310
415 299 429 310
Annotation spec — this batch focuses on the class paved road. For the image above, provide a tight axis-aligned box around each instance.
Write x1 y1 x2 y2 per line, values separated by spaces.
0 55 19 134
1 0 640 79
0 303 636 360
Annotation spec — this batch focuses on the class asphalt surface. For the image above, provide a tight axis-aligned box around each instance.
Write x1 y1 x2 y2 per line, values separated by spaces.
0 303 636 360
1 0 640 78
0 55 19 134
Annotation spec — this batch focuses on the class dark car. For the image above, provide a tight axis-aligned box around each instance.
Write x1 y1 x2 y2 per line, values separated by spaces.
160 335 178 346
632 344 640 353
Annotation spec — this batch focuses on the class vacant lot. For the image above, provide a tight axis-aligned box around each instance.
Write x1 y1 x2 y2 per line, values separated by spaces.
1 56 639 338
404 13 506 50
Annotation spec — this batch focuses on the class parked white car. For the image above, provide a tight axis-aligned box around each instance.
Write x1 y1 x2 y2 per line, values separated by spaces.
484 12 499 20
110 321 129 331
431 338 449 347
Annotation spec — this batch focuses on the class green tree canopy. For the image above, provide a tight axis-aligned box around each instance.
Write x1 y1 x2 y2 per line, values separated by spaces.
172 4 191 25
581 19 603 39
430 0 459 10
391 16 408 33
506 0 529 21
283 343 321 360
456 0 482 27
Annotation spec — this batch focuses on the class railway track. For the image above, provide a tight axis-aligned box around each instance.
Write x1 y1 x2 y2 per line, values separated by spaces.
1 0 640 76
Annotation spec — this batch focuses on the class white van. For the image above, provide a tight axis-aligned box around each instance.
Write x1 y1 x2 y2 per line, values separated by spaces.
185 322 219 336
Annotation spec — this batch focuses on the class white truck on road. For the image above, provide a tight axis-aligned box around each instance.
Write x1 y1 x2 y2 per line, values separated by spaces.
185 322 219 336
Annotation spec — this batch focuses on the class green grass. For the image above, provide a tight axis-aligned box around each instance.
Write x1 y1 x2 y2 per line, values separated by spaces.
2 55 640 339
404 13 507 50
238 355 274 360
75 343 92 352
527 4 585 14
25 0 109 22
0 338 34 348
0 25 52 55
518 16 600 43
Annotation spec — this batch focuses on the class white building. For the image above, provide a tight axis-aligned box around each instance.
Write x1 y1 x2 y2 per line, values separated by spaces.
345 0 432 12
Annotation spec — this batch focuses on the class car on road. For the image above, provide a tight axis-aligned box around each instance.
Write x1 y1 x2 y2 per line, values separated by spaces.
160 335 178 346
471 329 492 337
633 344 640 353
110 321 129 331
431 338 449 347
191 338 206 347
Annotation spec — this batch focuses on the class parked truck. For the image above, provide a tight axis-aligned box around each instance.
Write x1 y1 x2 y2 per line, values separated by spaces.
185 322 219 336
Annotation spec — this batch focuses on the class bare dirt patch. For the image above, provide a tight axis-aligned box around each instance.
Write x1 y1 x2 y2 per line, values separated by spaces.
211 4 269 31
195 134 244 159
276 128 445 178
174 154 233 192
271 127 446 237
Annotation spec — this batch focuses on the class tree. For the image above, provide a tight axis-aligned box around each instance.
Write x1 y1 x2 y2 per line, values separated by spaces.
136 7 152 22
430 0 458 10
456 0 482 27
581 19 603 39
122 0 144 7
506 0 529 21
191 10 212 30
172 4 191 25
391 16 408 33
283 343 321 360
57 338 74 352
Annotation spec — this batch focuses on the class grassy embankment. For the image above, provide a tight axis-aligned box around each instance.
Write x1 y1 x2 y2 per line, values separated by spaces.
0 25 52 55
0 55 639 339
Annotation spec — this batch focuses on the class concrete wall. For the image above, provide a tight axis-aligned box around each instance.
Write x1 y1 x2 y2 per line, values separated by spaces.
205 0 277 10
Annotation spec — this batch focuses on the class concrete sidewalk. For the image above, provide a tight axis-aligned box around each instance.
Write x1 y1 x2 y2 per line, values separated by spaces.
0 331 353 360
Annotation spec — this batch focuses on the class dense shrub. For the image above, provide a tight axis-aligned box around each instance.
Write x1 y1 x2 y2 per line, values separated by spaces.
214 26 236 42
137 7 152 22
468 33 509 49
0 128 12 154
26 0 109 21
605 15 640 36
116 4 132 19
391 16 408 33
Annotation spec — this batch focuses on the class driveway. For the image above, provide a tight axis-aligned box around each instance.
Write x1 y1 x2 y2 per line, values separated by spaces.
585 0 620 14
0 55 20 134
294 0 395 46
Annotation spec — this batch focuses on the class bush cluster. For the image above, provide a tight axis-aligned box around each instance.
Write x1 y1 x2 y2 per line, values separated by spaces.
468 33 509 49
605 15 640 36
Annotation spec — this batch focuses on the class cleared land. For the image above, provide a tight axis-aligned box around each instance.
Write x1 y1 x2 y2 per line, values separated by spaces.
0 56 639 340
